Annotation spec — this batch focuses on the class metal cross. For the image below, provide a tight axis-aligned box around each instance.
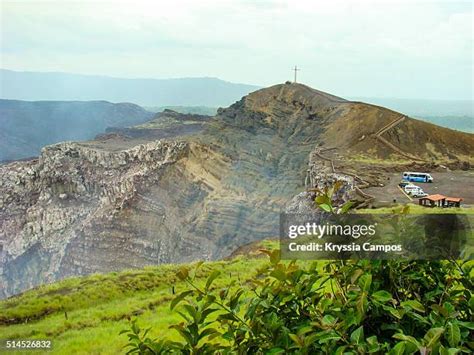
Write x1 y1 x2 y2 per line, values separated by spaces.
293 65 300 83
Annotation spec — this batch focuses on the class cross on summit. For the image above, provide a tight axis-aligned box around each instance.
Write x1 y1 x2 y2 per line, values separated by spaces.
293 65 300 83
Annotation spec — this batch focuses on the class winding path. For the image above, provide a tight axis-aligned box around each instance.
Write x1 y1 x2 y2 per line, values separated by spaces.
372 115 425 162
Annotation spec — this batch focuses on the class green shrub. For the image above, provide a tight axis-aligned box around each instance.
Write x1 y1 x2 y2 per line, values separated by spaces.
122 257 473 354
122 182 473 354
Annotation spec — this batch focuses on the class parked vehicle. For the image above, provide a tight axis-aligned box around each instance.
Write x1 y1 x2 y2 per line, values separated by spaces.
398 181 410 188
404 184 428 197
402 172 433 183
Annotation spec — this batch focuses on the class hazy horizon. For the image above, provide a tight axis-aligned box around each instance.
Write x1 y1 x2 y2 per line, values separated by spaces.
2 68 474 104
1 0 472 101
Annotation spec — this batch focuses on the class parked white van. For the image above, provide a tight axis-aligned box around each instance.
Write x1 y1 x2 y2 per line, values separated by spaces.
403 184 427 198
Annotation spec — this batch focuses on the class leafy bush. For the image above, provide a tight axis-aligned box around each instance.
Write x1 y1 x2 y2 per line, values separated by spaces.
123 183 473 354
122 257 473 354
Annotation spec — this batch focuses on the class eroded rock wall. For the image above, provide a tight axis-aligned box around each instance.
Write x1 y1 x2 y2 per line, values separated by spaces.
0 140 188 297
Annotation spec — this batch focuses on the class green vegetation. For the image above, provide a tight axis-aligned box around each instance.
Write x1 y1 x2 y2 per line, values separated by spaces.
348 154 413 166
0 249 275 354
3 245 470 354
1 187 472 354
2 238 472 354
312 180 354 214
124 256 473 354
118 186 473 354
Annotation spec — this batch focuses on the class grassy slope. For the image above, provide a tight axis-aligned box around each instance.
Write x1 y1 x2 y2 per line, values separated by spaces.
0 241 278 354
2 205 473 354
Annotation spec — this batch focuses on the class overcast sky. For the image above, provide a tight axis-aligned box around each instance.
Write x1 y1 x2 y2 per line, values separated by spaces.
1 0 472 99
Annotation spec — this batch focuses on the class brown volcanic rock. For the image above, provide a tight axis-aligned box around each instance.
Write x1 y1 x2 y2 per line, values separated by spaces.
1 83 473 297
236 83 474 162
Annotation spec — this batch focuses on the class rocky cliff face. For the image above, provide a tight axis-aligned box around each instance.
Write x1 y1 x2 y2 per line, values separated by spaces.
1 83 473 297
0 141 189 296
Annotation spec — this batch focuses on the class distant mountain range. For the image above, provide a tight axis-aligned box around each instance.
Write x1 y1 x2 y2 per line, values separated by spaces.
144 105 218 116
1 69 471 164
0 99 153 162
350 96 473 117
415 115 473 133
0 69 260 107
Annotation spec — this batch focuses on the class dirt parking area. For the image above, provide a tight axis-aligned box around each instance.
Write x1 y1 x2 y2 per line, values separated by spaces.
365 170 474 206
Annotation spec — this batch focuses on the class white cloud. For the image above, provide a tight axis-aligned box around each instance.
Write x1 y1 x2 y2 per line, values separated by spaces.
0 0 472 99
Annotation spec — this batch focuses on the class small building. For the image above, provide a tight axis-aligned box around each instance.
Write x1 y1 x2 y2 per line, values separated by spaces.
419 194 463 208
445 197 463 208
419 194 446 207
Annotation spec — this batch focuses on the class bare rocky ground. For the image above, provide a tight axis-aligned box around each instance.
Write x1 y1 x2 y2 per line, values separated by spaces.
1 83 473 297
